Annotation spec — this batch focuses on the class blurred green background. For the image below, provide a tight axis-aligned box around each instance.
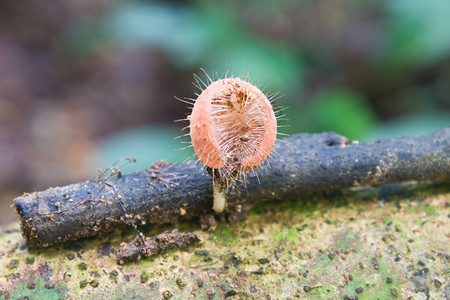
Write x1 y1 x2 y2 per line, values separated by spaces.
0 0 449 223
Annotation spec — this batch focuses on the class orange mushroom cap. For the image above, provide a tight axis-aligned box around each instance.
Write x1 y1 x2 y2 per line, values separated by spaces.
190 78 277 179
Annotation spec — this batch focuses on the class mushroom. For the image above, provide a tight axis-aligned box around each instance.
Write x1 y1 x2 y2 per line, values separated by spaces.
188 77 277 213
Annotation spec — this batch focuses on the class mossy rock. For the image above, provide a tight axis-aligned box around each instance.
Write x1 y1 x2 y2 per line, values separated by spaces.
1 182 448 299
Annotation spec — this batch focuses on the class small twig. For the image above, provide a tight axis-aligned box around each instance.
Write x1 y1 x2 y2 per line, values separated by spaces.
34 157 137 216
115 229 201 264
14 128 450 247
149 160 179 189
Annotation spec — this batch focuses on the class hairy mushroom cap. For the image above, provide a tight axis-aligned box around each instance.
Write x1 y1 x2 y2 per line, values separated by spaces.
190 77 277 180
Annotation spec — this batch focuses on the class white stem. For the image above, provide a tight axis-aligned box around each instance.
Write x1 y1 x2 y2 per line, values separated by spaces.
213 181 226 213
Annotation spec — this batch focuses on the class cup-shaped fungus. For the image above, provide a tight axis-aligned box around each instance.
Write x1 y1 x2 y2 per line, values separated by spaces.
189 77 277 212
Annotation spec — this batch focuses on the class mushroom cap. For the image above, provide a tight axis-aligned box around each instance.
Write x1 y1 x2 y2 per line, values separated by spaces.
189 78 277 177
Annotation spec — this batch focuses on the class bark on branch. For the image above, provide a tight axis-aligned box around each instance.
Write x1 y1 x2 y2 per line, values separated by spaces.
14 128 449 247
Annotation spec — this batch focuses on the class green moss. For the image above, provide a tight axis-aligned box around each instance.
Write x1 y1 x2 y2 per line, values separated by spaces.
79 279 88 288
7 259 19 269
9 279 68 300
26 257 35 265
315 251 332 267
77 262 88 271
109 270 119 282
209 224 238 246
175 222 196 233
140 272 150 283
162 289 173 299
341 257 401 299
286 229 299 245
423 204 437 215
334 229 361 252
89 279 99 288
268 227 284 245
175 277 186 289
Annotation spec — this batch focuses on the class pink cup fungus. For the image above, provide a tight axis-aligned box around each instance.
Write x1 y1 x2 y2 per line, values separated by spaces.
188 77 277 212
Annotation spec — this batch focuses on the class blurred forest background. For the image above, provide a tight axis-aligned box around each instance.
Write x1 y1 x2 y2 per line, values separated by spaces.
0 0 449 224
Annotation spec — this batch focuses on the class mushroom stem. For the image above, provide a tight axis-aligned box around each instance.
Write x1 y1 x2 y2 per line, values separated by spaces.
212 179 227 213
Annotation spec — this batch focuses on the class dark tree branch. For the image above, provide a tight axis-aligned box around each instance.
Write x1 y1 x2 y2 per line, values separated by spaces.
15 128 449 247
